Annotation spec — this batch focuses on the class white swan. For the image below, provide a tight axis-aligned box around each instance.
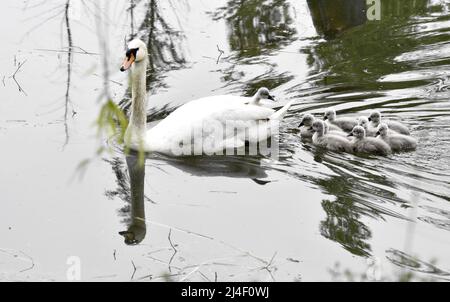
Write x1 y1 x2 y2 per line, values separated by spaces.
120 39 293 156
323 109 358 132
348 125 391 156
312 120 353 152
368 110 410 135
376 123 417 152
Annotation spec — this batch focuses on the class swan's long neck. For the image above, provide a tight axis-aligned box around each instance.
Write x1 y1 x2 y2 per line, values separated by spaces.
129 59 148 134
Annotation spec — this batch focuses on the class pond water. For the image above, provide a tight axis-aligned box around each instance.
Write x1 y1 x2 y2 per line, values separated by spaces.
0 0 450 281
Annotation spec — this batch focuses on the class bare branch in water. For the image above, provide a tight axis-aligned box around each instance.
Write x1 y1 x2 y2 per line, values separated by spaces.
198 271 211 282
19 251 36 273
168 229 178 273
9 60 27 95
63 0 75 149
0 248 35 273
130 260 137 280
260 251 277 281
216 44 224 64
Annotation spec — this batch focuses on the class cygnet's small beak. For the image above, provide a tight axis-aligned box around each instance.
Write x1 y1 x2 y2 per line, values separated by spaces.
268 94 275 101
308 127 314 131
368 117 372 122
299 121 304 127
323 116 328 120
376 131 381 136
120 53 135 72
347 132 354 137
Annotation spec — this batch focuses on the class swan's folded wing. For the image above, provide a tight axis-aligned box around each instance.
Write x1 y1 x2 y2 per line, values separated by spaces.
212 104 275 122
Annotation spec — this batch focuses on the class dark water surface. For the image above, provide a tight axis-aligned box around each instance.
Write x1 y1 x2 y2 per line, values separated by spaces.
0 0 449 281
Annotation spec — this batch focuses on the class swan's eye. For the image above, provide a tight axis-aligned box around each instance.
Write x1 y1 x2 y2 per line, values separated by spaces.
126 48 139 60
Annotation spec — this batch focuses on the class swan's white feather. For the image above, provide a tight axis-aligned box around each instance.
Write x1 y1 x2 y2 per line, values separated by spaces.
143 95 290 155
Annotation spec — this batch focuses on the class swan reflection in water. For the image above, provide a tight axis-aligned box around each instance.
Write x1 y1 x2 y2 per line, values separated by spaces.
306 0 367 39
107 152 270 245
118 154 147 245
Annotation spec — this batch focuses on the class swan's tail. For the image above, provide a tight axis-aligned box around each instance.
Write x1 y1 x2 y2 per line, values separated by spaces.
270 100 294 120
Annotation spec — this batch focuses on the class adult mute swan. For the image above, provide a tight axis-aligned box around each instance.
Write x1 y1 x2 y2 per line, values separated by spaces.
120 39 293 156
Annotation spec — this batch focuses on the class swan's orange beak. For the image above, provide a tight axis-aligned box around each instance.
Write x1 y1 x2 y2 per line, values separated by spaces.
120 53 135 72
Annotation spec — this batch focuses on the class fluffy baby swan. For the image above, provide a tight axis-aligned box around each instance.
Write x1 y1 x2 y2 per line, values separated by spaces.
312 120 353 152
299 114 344 138
358 116 377 137
349 126 391 156
245 87 275 105
324 122 348 138
298 114 315 138
376 123 417 152
368 110 410 135
324 109 358 132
